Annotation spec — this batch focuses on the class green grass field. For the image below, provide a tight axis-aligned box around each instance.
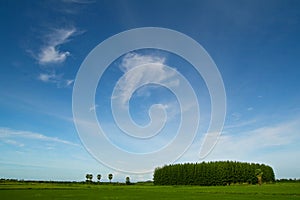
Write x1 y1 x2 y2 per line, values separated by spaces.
0 182 300 199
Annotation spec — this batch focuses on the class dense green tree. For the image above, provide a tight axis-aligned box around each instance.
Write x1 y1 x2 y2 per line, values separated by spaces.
153 161 275 186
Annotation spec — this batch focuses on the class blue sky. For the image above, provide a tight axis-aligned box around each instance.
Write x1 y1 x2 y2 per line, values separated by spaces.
0 0 300 182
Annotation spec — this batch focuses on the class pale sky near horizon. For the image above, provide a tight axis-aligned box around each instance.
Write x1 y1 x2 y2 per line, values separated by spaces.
0 0 300 182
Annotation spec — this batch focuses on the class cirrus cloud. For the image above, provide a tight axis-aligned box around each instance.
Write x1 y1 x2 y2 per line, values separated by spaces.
37 28 76 65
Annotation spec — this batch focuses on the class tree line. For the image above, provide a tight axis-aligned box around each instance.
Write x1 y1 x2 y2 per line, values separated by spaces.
153 161 275 186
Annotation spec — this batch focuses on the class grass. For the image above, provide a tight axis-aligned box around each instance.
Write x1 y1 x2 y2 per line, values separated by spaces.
0 182 300 199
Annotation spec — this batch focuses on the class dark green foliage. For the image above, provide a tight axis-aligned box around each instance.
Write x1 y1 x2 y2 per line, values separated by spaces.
108 174 113 183
86 174 93 183
97 174 101 183
126 177 131 185
153 161 275 186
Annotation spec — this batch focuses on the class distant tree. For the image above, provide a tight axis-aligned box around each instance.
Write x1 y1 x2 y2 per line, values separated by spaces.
108 174 113 183
126 176 130 185
86 174 93 183
255 169 263 185
97 174 101 183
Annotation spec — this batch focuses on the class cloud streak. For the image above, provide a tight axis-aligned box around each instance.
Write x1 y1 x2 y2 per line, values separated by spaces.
0 127 79 147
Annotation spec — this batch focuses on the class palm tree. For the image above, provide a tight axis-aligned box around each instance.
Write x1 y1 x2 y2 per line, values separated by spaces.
86 174 93 183
126 176 130 185
108 173 113 183
86 174 89 182
97 174 101 183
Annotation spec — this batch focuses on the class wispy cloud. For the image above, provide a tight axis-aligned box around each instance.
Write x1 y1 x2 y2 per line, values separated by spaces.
0 127 79 147
32 27 79 87
111 52 199 137
224 118 257 129
54 0 95 15
38 73 61 83
38 46 70 64
66 79 74 86
37 28 76 65
38 72 74 88
208 119 300 159
120 53 166 72
114 53 179 106
2 139 24 147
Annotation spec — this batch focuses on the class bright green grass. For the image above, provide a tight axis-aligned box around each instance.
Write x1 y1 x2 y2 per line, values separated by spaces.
0 182 300 199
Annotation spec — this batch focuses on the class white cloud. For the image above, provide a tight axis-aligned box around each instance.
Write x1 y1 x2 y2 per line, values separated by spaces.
37 28 76 65
38 72 74 88
38 73 60 83
33 27 78 87
120 53 166 72
205 119 300 160
0 127 79 147
115 53 178 106
38 46 70 64
110 52 199 143
66 79 74 86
